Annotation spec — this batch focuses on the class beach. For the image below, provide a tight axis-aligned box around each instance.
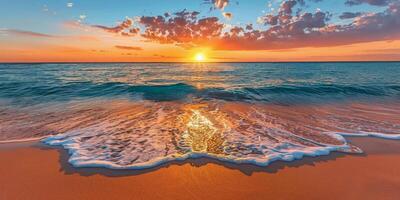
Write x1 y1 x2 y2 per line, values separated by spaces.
2 0 400 198
1 137 400 200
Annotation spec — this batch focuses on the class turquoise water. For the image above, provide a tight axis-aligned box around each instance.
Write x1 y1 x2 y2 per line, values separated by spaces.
1 62 399 104
1 62 399 169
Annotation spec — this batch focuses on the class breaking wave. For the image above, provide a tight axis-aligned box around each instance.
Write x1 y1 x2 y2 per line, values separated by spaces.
1 99 399 169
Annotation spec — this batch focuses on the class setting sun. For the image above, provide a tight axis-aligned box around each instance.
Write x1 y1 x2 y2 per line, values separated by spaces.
194 53 206 62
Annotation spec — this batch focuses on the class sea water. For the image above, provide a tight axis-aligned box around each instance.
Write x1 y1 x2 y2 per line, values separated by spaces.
0 62 399 169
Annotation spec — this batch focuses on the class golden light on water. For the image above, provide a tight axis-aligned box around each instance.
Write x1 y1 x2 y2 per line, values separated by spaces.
182 110 224 153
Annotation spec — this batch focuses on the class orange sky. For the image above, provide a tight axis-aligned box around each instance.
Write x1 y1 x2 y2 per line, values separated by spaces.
1 34 399 62
1 23 399 62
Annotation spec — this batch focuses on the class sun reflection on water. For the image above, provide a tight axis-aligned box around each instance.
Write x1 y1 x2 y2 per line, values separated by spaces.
182 110 225 154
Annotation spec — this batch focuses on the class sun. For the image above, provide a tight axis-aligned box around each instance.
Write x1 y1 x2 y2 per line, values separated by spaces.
194 53 206 62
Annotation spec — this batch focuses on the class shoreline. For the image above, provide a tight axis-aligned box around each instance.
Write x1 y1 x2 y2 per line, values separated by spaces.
2 129 398 171
1 137 400 199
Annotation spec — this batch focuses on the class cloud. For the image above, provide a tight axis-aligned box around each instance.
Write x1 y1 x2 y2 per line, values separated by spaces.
152 54 181 59
139 10 223 44
115 45 143 51
219 1 400 50
345 0 391 6
0 29 55 38
258 0 305 26
280 0 298 15
222 12 233 20
0 28 99 42
92 18 140 36
67 2 73 8
91 1 400 51
339 12 363 19
216 1 400 50
206 0 229 10
363 48 400 53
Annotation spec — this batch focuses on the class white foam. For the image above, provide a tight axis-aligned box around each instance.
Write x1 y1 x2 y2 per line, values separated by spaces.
41 107 363 170
328 131 400 139
43 134 349 169
0 136 46 144
43 128 400 170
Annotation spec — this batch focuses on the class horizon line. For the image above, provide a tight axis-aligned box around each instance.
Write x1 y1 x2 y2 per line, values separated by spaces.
1 60 400 64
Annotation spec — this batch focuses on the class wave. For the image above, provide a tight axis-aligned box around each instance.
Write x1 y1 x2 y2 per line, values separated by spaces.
0 82 196 102
1 99 399 169
1 82 399 104
42 132 350 169
43 130 400 169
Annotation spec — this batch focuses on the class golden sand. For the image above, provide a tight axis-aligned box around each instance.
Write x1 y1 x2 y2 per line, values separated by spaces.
1 137 400 200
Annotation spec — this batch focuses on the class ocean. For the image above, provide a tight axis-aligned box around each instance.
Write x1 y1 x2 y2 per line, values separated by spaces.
0 62 399 169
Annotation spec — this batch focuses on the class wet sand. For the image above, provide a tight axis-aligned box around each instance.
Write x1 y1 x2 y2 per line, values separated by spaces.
1 137 400 200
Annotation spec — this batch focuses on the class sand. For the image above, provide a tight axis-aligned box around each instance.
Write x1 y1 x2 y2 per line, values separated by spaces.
1 137 400 200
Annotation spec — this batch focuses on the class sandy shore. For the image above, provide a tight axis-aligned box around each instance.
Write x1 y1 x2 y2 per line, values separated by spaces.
1 137 400 200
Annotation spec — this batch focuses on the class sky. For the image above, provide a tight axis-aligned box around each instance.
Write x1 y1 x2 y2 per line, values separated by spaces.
0 0 399 62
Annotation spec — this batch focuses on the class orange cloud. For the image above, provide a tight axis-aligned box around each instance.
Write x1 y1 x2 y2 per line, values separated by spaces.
115 45 143 50
213 0 229 10
222 12 233 20
139 10 223 44
204 0 229 10
92 18 140 37
90 1 400 51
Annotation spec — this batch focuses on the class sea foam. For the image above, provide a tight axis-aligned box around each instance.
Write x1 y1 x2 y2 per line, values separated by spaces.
35 100 400 169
